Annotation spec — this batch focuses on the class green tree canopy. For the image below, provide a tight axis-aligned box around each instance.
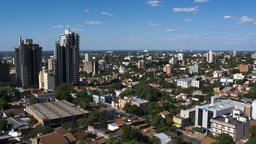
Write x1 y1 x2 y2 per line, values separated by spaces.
55 83 74 101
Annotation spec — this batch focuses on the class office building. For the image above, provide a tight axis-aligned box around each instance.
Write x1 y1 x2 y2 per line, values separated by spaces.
25 100 89 127
0 59 10 83
210 116 249 141
15 38 42 87
39 67 55 91
54 29 80 86
195 96 250 129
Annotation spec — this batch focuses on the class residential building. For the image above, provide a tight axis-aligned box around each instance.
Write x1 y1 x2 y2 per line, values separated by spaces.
0 59 10 83
47 56 54 71
84 53 90 62
163 64 172 75
15 38 42 87
84 61 98 75
239 64 249 73
176 77 200 88
188 63 200 75
54 29 80 86
177 53 183 61
39 67 55 91
137 60 145 68
207 50 215 63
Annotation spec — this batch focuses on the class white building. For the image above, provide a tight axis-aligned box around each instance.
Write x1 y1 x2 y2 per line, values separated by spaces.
207 50 215 63
84 53 90 62
252 100 256 119
176 78 200 88
137 60 145 68
39 67 55 91
195 96 250 129
177 53 184 61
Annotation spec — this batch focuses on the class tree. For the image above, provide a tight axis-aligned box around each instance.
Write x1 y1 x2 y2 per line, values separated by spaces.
216 134 233 144
123 104 142 115
55 83 74 101
27 126 53 138
246 125 256 144
0 118 8 131
76 140 85 144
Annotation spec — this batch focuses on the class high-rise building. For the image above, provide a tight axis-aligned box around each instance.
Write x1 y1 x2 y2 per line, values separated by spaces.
137 60 145 69
163 64 172 75
54 29 80 86
84 61 98 75
15 38 42 87
207 50 215 63
0 59 10 83
177 53 184 61
39 67 55 92
47 56 54 71
84 53 90 62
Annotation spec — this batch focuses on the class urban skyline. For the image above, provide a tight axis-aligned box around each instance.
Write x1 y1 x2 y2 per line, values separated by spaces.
0 0 256 51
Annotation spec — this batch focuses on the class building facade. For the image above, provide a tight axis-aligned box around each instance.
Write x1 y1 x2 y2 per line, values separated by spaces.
15 38 42 87
39 67 55 91
0 59 10 83
54 29 80 86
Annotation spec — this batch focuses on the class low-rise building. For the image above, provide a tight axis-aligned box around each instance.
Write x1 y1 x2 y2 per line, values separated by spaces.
210 116 249 141
25 100 89 127
176 77 200 88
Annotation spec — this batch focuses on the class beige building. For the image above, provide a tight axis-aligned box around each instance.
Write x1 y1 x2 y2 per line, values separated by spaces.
39 67 55 91
163 64 172 75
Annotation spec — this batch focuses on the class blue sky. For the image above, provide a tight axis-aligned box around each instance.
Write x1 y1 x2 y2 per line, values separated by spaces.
0 0 256 51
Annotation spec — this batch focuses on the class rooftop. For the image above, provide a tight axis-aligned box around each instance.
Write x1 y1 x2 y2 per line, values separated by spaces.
26 100 89 120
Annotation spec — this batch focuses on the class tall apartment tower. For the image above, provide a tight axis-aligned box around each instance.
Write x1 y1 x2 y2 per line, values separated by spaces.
15 38 42 87
54 29 80 86
207 50 215 63
0 58 10 83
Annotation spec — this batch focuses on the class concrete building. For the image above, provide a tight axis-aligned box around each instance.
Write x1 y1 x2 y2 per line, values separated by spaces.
39 67 55 91
137 60 145 69
252 100 256 119
177 53 184 61
15 38 42 87
47 57 54 71
25 100 89 127
239 64 249 73
210 116 249 141
84 53 90 62
84 61 99 75
176 77 200 88
207 50 215 63
188 63 200 75
163 64 172 75
0 59 10 83
54 29 80 86
195 96 250 129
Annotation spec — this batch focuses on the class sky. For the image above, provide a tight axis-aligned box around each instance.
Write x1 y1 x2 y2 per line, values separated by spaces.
0 0 256 51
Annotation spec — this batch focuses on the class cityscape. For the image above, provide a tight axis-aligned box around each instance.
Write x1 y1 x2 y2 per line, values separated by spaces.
1 0 256 144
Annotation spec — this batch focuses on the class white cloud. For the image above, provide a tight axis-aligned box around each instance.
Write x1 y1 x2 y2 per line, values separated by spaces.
71 28 85 32
239 16 256 25
101 11 114 16
85 9 90 13
194 0 209 3
146 0 161 7
52 25 64 29
84 20 103 25
173 7 199 13
223 15 232 19
184 18 192 22
148 21 160 27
